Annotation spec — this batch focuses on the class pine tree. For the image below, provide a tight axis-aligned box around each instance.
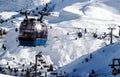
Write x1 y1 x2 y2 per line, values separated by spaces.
85 58 88 62
15 28 18 32
90 54 92 59
0 67 2 73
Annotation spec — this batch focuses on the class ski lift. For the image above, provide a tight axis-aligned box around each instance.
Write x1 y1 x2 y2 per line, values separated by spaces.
77 32 82 38
66 27 83 38
43 65 49 68
109 58 120 76
41 61 46 64
93 32 97 38
38 59 44 62
37 64 41 66
18 10 48 46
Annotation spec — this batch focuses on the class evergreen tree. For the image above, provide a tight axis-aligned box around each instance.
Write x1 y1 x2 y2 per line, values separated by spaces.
0 67 2 73
15 28 18 32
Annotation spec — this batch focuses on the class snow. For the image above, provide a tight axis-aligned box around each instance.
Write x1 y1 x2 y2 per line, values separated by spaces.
0 0 120 76
57 43 120 77
0 74 16 77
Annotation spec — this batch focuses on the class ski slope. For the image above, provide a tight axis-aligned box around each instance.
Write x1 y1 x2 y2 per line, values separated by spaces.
0 0 120 76
57 43 120 77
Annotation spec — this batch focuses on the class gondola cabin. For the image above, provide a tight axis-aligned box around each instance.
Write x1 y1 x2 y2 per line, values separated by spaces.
18 18 47 46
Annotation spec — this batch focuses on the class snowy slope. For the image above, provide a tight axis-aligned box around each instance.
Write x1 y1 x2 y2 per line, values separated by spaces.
57 43 120 77
0 0 120 76
0 0 51 11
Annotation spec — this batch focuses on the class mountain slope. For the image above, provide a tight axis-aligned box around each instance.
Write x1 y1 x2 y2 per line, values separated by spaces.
0 0 120 76
57 43 120 76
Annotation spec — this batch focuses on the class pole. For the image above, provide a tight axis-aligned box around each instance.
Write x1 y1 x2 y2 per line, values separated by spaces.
108 27 115 44
110 28 113 44
118 26 120 36
35 55 37 77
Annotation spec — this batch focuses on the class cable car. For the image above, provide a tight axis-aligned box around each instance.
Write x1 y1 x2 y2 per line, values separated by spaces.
18 11 48 46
